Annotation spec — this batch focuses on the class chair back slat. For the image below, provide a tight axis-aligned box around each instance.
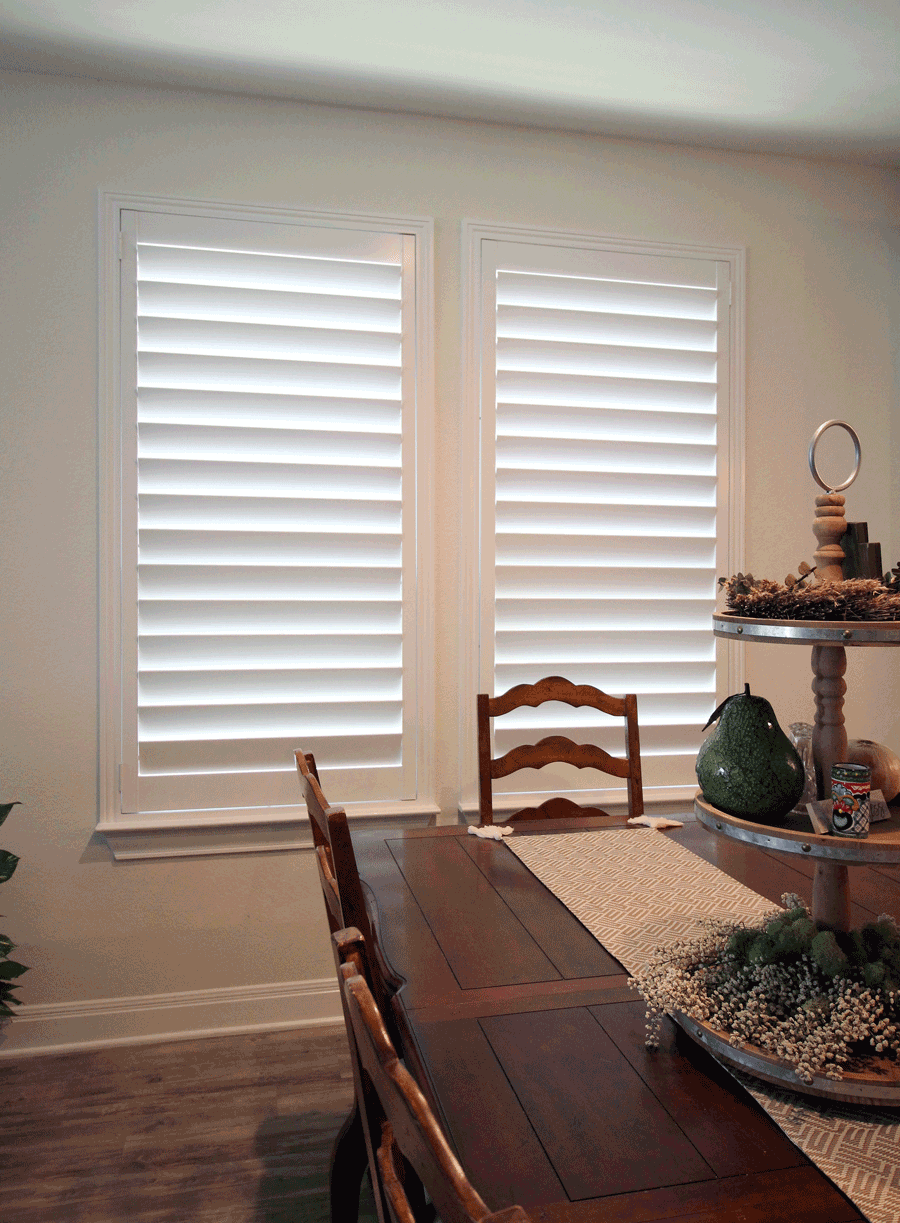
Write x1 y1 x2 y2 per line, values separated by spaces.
492 736 630 781
508 795 617 821
477 675 644 825
487 675 627 718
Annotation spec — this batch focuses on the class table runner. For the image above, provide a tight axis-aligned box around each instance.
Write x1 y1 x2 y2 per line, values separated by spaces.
508 828 900 1223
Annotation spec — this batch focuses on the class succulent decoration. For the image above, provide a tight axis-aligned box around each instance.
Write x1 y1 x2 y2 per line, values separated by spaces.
630 895 900 1084
0 801 28 1018
718 563 900 621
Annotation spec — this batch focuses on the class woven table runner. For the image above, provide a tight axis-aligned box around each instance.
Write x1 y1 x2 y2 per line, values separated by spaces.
507 828 900 1223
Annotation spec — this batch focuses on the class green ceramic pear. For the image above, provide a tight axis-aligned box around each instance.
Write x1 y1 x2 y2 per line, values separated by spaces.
696 684 805 826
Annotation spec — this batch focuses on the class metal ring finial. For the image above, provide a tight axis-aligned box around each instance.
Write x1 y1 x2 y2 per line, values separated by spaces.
808 420 861 493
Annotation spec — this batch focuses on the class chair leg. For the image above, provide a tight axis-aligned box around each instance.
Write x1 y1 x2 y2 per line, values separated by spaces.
330 1099 368 1223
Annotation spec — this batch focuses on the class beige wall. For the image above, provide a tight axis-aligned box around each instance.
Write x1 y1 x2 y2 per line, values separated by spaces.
2 66 899 1014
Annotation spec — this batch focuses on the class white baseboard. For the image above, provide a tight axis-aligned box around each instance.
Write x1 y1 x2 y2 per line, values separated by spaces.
0 977 343 1059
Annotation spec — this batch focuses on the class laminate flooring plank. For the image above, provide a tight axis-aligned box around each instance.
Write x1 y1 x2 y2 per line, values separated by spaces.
478 1007 714 1201
0 1026 378 1223
407 1013 568 1209
460 836 623 979
388 837 562 989
591 1000 805 1176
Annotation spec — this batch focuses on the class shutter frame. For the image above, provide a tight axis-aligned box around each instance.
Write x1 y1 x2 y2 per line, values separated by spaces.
459 223 745 813
100 196 435 848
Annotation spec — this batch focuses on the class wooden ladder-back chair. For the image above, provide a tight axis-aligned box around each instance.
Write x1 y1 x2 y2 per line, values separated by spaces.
295 748 405 1010
295 749 369 939
297 752 413 1223
338 930 532 1223
477 675 644 825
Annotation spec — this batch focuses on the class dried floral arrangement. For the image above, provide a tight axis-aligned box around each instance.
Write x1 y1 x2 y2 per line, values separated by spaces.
718 562 900 621
629 895 900 1084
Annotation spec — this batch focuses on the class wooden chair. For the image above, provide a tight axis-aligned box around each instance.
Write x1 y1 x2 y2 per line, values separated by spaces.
295 750 402 1223
477 675 643 824
295 750 403 996
295 749 371 939
338 929 532 1223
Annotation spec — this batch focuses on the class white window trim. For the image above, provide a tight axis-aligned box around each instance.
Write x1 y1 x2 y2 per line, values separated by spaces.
98 193 436 858
458 220 745 817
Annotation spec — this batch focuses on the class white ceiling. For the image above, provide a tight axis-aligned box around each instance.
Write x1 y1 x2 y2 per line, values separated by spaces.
2 0 900 165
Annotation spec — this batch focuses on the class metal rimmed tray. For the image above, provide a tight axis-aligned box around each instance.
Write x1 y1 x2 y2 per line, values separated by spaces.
674 1011 900 1107
688 795 900 1104
694 795 900 865
712 612 900 646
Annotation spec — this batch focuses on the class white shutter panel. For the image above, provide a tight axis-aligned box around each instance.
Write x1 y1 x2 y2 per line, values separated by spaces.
479 239 729 801
120 211 419 815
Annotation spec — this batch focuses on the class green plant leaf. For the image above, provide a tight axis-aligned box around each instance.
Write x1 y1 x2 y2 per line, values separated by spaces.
0 802 21 828
0 851 19 884
0 935 12 956
0 960 28 980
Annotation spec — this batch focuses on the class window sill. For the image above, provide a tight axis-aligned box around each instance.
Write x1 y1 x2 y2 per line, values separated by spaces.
98 801 441 860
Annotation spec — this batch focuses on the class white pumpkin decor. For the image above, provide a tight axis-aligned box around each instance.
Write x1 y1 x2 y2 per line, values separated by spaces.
847 739 900 803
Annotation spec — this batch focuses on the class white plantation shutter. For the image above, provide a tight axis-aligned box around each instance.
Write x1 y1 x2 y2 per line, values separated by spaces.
478 238 732 804
118 209 422 817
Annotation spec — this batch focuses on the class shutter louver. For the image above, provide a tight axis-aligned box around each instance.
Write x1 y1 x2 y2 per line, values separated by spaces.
481 240 727 801
121 212 418 815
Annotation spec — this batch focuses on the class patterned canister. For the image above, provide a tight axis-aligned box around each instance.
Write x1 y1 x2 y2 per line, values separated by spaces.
831 762 870 838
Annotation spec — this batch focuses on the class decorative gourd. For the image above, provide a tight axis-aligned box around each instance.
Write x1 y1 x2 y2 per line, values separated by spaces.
847 739 900 803
696 684 805 826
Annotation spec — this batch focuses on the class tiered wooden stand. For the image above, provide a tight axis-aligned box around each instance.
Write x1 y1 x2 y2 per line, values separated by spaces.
686 612 900 1105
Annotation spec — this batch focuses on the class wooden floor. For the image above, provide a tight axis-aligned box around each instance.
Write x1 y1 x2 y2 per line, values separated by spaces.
0 1025 378 1222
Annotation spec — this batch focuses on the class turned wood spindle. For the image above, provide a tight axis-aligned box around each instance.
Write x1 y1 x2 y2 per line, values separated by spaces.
805 421 862 932
807 421 860 803
808 420 860 585
812 492 847 583
810 643 848 800
810 643 851 931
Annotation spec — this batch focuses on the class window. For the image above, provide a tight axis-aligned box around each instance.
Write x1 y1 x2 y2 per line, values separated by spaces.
462 225 742 813
101 199 433 849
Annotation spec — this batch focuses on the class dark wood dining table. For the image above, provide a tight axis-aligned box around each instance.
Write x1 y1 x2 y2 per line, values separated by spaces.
351 812 900 1223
